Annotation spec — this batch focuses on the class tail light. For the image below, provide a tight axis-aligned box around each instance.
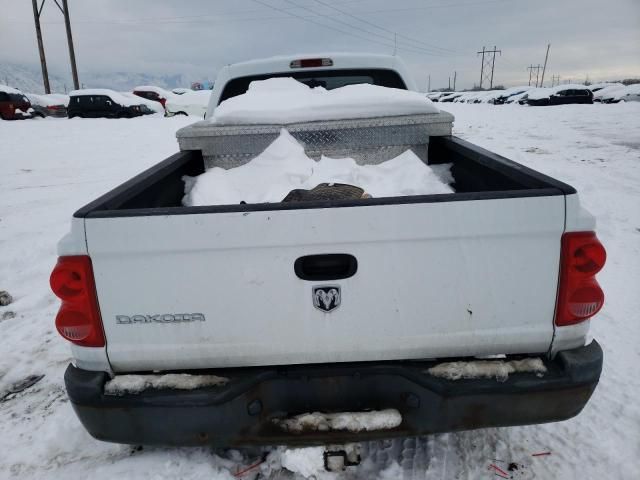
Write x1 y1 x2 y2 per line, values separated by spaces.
555 232 606 327
290 58 333 69
50 256 105 347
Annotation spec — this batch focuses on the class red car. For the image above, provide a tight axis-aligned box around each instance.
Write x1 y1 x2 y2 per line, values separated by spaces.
0 86 34 120
132 85 173 109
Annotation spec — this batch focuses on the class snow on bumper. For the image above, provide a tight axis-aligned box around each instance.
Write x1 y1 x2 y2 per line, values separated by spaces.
104 373 228 395
64 341 603 447
427 358 547 382
275 409 402 433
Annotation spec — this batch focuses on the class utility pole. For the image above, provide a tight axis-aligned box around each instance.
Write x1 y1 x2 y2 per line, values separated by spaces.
448 76 451 90
61 0 80 90
31 0 80 93
540 43 550 87
478 46 485 89
453 71 457 91
527 64 543 87
489 46 500 89
477 46 501 89
31 0 51 93
427 74 431 93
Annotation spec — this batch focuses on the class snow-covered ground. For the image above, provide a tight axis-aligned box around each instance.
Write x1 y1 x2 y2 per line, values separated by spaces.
1 103 639 479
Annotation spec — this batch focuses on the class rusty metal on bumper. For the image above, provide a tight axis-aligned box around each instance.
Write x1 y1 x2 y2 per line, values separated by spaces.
65 341 602 447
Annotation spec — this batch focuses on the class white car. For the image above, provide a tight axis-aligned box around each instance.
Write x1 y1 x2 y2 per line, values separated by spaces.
165 90 211 117
26 93 69 117
601 84 640 103
594 84 627 103
587 82 623 93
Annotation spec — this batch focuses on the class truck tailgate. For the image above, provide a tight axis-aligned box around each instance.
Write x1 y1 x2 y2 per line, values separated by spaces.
86 196 564 372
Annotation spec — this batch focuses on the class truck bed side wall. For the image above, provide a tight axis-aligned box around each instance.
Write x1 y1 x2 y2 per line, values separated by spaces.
73 136 575 218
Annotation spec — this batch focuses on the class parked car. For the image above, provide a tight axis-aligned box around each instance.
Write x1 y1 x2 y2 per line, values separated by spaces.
426 91 452 102
587 82 623 93
0 85 35 120
55 53 604 451
67 89 151 118
132 85 174 109
438 92 463 102
618 84 640 102
493 86 533 105
507 91 531 104
526 85 593 106
26 93 69 118
120 92 164 114
594 85 627 103
165 89 211 117
601 84 640 103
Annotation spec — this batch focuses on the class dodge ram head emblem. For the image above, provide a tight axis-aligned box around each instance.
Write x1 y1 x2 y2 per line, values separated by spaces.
313 286 341 312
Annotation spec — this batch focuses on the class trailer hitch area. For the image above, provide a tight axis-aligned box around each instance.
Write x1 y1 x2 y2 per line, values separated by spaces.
323 443 362 472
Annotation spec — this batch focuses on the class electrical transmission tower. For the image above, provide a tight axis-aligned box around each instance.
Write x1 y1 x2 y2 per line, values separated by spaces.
31 0 79 93
551 75 561 87
528 64 543 87
477 46 501 89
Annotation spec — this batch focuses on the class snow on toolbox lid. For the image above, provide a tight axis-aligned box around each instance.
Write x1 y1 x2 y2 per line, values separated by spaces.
176 111 454 170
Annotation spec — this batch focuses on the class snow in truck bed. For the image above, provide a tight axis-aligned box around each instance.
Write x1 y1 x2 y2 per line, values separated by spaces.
211 77 439 125
183 129 452 206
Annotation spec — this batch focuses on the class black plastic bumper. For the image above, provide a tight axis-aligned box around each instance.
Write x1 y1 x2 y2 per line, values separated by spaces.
65 341 603 447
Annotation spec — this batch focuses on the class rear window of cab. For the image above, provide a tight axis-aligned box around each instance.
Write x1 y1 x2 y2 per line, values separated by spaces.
218 68 406 105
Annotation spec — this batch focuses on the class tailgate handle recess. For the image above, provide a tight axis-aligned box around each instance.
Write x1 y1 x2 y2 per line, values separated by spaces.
294 254 357 281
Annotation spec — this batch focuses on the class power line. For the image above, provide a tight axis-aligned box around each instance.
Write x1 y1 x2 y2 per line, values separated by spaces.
251 0 451 57
16 0 520 27
283 0 453 56
310 0 461 55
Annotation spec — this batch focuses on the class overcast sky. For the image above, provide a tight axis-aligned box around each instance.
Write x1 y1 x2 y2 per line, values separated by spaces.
1 0 639 90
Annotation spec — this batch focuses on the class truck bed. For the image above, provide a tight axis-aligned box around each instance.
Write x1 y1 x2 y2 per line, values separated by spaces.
75 136 574 217
73 136 577 372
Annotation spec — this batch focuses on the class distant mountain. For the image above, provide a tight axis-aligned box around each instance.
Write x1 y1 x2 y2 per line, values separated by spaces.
0 63 206 94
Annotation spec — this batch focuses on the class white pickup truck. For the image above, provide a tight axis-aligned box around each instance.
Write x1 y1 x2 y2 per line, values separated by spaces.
52 54 605 448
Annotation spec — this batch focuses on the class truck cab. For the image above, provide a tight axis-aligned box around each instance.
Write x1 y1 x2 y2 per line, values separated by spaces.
206 53 416 118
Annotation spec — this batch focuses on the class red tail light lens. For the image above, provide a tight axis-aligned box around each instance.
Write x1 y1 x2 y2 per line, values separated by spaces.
290 58 333 68
555 232 606 326
50 256 105 347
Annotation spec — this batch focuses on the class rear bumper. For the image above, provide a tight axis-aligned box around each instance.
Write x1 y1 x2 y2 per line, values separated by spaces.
65 341 603 447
